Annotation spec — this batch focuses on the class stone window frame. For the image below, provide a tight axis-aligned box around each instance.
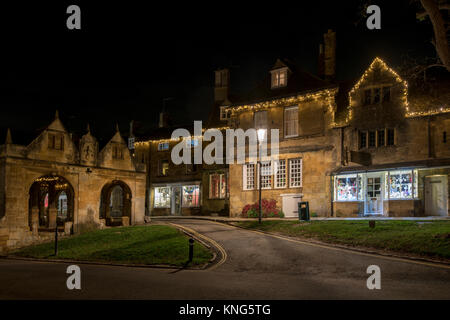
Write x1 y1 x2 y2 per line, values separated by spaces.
220 106 230 121
209 173 228 199
274 159 287 189
48 133 64 150
258 161 273 190
284 106 299 138
243 163 256 190
270 68 288 89
289 158 302 188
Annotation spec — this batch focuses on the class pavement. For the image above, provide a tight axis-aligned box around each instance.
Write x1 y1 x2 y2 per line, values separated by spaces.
0 219 449 299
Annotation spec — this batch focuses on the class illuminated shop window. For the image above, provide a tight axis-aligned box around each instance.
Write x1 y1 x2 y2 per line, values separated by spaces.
389 170 413 199
154 187 171 208
335 175 361 201
210 173 227 199
158 142 169 151
182 185 200 207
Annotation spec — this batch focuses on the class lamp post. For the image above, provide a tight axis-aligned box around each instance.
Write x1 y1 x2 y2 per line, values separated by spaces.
257 129 266 224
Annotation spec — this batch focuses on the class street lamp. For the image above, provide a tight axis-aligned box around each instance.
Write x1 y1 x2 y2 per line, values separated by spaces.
257 129 266 224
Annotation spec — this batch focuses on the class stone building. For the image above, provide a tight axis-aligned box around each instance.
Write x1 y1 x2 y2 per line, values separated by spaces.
332 58 450 217
0 112 146 252
226 33 449 218
133 77 231 217
227 57 340 217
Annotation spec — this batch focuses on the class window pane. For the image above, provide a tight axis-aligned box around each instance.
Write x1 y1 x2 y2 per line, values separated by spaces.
378 130 385 147
368 131 376 147
254 111 267 129
364 89 371 105
359 131 367 149
260 161 272 189
284 107 298 137
289 159 302 187
244 164 255 190
335 175 358 201
383 86 391 102
387 129 395 145
373 88 380 103
182 185 200 207
154 187 171 208
275 160 286 188
389 170 412 199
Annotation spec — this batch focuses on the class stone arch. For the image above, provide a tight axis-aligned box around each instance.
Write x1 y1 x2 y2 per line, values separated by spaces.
99 180 132 226
28 174 75 232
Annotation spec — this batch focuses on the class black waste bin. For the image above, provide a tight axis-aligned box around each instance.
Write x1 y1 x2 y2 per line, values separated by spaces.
298 201 310 221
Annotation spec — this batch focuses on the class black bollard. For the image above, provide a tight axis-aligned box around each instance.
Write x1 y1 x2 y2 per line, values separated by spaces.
369 220 376 229
188 238 194 262
54 224 58 256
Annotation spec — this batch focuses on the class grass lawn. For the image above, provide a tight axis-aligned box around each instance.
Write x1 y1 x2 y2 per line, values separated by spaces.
234 220 450 260
13 225 213 267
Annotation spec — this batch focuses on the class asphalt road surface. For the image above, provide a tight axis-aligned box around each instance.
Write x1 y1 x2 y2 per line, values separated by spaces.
0 219 449 299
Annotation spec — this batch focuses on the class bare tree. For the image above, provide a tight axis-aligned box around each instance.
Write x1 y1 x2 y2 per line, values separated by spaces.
416 0 450 71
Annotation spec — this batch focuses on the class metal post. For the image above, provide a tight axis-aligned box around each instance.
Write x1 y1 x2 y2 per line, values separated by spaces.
188 238 194 262
259 147 262 224
54 225 58 256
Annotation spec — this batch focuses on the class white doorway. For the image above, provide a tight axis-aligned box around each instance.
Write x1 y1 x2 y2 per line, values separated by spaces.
425 175 448 216
365 174 383 215
281 194 303 218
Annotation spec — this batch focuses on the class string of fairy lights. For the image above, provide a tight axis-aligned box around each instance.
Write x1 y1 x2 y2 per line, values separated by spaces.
135 58 447 147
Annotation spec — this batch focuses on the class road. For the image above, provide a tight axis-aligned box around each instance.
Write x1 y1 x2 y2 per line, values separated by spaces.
0 219 449 299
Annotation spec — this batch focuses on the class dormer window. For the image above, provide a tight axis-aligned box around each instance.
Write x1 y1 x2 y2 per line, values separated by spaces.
271 68 288 89
220 106 230 121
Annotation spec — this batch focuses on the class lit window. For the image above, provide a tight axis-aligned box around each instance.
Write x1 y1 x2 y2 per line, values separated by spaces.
284 106 298 138
209 173 227 199
159 160 169 176
335 175 361 201
274 159 286 188
187 139 199 147
182 185 200 207
259 161 272 189
243 163 255 190
158 142 169 151
271 69 287 88
289 158 302 188
389 170 412 199
220 106 230 121
154 187 171 208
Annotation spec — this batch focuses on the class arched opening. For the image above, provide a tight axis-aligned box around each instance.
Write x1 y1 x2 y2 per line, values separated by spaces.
28 175 74 232
100 180 132 226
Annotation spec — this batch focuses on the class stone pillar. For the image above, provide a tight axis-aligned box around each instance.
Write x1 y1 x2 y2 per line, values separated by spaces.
122 216 130 226
48 207 57 228
31 206 39 236
64 221 73 235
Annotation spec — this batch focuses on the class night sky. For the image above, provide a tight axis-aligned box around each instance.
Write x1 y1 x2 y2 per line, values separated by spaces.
0 0 437 142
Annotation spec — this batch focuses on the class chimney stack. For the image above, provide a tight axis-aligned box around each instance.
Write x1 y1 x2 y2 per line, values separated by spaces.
318 44 325 79
323 29 336 81
214 68 229 103
158 112 169 128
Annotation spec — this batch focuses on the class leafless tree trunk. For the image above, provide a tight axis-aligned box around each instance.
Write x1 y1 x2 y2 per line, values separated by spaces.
419 0 450 71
